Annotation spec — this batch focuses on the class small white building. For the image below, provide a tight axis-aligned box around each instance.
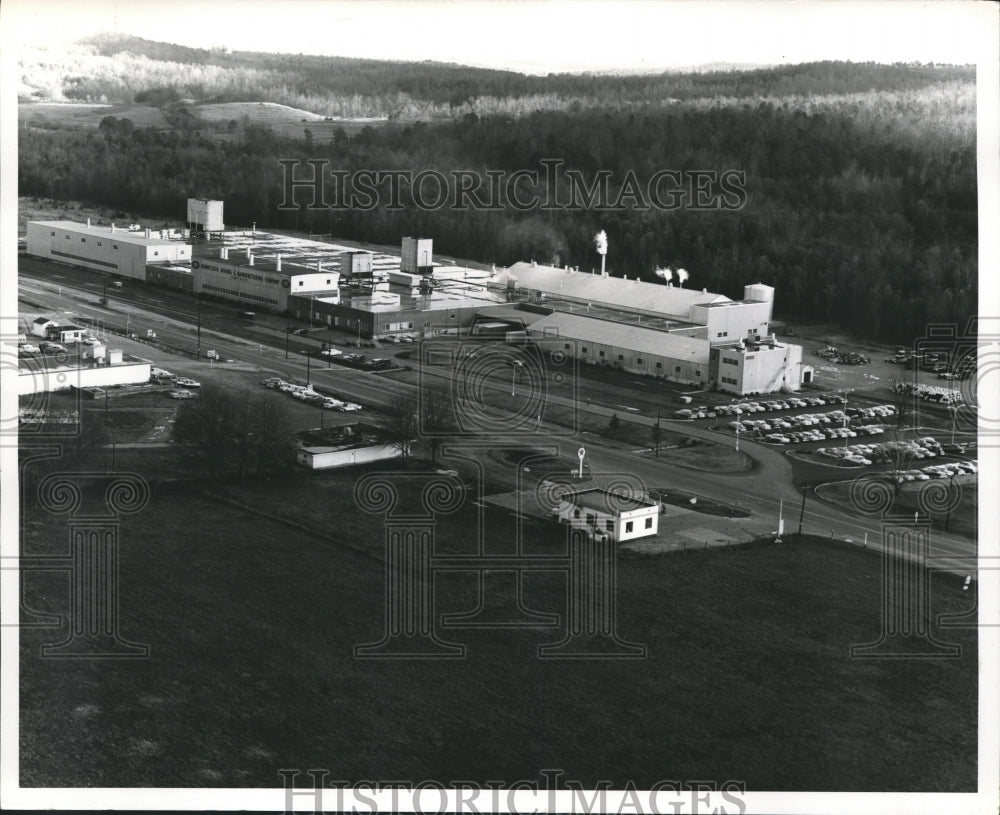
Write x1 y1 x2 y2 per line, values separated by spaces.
46 324 86 344
295 424 405 470
557 488 660 543
30 317 54 338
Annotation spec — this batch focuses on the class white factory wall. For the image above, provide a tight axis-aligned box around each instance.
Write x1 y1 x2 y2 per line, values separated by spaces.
695 301 772 342
27 222 191 281
19 360 152 395
716 342 804 395
548 337 709 386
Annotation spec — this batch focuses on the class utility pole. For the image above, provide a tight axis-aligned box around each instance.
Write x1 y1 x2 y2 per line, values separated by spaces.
654 409 662 459
306 350 311 386
196 297 202 358
285 325 290 359
798 484 808 536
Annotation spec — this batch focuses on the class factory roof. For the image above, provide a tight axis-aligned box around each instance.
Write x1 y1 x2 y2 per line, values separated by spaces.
526 311 710 361
30 220 185 247
492 262 730 318
562 488 656 513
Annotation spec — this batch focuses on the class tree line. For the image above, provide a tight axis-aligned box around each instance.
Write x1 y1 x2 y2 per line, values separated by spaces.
19 87 976 344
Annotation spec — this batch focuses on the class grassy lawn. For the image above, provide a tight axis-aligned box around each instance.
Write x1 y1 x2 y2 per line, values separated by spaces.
19 470 977 791
816 476 978 539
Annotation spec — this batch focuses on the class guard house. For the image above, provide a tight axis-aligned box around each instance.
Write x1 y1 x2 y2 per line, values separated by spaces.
557 488 659 543
47 324 86 344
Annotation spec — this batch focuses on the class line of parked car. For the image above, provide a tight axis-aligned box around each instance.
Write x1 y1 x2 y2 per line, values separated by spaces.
815 436 974 469
261 378 362 411
674 394 848 420
726 405 898 443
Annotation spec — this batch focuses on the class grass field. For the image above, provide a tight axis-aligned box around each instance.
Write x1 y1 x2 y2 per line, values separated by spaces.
19 102 170 129
19 464 977 791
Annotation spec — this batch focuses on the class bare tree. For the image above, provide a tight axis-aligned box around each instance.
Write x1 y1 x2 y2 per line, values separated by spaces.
387 391 419 462
419 384 456 464
879 431 916 493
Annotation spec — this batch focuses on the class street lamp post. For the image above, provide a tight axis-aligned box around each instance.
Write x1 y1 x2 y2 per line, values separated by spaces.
511 360 524 396
196 297 202 358
949 404 958 445
285 325 290 359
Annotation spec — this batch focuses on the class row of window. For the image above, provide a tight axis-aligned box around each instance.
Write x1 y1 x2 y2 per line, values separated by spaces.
561 342 701 374
722 357 739 365
383 322 415 331
56 232 121 251
200 284 278 306
721 376 739 385
50 249 119 269
716 331 730 338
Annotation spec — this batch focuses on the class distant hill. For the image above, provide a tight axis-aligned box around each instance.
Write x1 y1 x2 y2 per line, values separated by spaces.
18 33 974 122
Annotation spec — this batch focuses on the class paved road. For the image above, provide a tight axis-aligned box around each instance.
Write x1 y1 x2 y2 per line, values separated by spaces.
19 259 977 574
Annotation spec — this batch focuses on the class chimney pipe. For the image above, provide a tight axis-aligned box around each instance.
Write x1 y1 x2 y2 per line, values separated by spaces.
87 217 91 228
111 223 116 233
275 254 282 272
248 252 255 266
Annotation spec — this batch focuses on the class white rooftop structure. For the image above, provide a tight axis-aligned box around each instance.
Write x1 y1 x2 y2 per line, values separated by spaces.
492 262 731 320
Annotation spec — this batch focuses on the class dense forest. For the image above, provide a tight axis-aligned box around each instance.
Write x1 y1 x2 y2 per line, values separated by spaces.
18 43 977 344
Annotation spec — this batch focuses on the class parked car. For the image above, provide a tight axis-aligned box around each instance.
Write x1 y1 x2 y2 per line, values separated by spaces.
18 343 40 355
262 377 284 388
174 377 201 388
168 390 197 400
319 348 342 357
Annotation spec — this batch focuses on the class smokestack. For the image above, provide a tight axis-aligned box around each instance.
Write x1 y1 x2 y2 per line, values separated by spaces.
677 268 689 287
221 247 228 260
275 254 282 272
111 223 116 233
594 230 608 276
145 229 151 239
87 217 91 228
248 252 255 266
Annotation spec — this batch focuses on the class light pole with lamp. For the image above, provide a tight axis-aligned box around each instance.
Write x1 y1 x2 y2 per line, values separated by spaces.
949 403 959 446
732 398 752 452
511 360 524 396
841 389 852 449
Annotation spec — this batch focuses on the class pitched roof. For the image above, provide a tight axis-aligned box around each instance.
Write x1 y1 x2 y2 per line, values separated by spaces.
492 262 729 318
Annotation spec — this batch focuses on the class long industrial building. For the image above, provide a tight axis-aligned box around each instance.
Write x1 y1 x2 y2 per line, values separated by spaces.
24 205 811 394
26 220 192 278
489 262 810 394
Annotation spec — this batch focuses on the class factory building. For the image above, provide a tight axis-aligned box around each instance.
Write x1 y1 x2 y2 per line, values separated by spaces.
191 246 340 311
527 311 711 386
500 265 805 394
26 220 192 281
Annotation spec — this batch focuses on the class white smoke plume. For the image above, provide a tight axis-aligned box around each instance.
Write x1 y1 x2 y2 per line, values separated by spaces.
676 268 689 286
654 266 673 282
594 230 608 255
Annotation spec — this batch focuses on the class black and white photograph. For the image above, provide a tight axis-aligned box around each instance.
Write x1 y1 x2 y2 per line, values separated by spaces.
1 1 998 812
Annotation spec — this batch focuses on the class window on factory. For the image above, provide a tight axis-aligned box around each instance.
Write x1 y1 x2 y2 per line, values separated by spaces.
605 520 614 532
695 370 701 377
636 358 643 365
81 238 85 243
50 231 55 236
573 509 581 519
656 362 662 368
675 366 681 372
581 347 587 353
599 350 605 357
717 331 728 338
65 235 70 239
645 517 653 529
625 521 634 533
618 354 624 361
153 251 159 257
326 279 331 285
97 242 102 247
565 343 570 350
113 245 118 250
586 513 596 525
298 281 303 286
